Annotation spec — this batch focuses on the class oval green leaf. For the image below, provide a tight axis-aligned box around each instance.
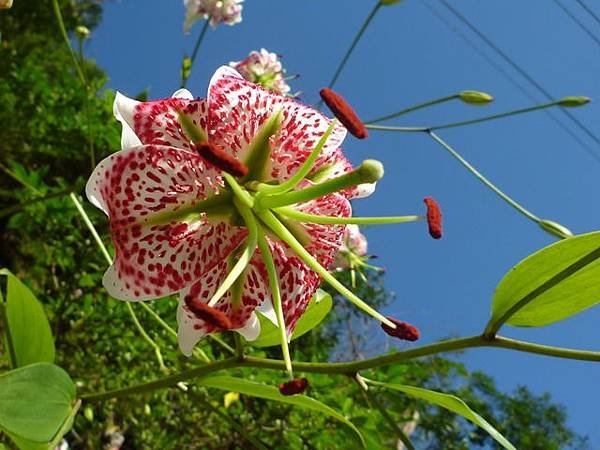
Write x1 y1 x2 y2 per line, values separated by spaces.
251 290 332 347
200 375 365 447
1 269 55 367
0 363 77 445
490 231 600 328
366 379 515 450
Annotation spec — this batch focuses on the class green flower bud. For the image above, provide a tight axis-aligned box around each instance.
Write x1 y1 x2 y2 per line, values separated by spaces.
84 405 94 422
380 0 402 5
539 219 573 240
75 25 90 40
181 56 192 82
458 90 494 105
558 96 591 107
144 404 152 415
358 160 384 183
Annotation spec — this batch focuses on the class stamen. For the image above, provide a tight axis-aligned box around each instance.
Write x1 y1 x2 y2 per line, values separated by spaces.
319 88 368 139
195 142 249 178
381 317 420 341
279 378 309 396
184 294 233 330
424 197 442 239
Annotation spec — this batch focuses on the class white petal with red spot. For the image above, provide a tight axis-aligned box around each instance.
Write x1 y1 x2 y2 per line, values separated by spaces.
207 66 348 184
86 144 245 300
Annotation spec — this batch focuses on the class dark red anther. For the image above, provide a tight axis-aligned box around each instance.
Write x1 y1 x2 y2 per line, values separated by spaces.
195 142 249 178
184 295 233 330
381 317 420 341
279 378 309 396
423 197 442 239
319 88 368 139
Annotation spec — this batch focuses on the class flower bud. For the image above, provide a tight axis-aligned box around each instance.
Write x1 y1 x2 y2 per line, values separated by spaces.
75 25 91 40
279 378 309 396
84 405 94 422
0 0 13 9
181 56 192 81
539 219 573 240
558 96 591 107
458 90 494 105
380 0 402 5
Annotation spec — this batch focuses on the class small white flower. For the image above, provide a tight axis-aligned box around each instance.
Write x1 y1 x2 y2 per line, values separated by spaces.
230 48 291 95
184 0 243 32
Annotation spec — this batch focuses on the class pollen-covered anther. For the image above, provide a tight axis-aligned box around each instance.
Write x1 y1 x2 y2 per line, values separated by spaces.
381 317 420 341
279 378 309 396
194 142 249 178
319 88 368 139
423 197 442 239
184 294 233 330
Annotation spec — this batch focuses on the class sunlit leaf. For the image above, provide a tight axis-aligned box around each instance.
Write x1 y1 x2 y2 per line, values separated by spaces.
490 231 600 328
200 375 365 447
1 269 55 367
251 289 332 347
0 363 77 448
366 379 515 450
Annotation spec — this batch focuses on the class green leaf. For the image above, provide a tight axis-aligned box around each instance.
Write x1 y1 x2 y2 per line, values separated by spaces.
490 231 600 328
251 289 332 347
0 363 77 447
1 269 55 367
200 375 365 447
366 380 515 450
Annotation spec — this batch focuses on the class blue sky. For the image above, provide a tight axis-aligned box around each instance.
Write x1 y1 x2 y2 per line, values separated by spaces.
88 0 600 445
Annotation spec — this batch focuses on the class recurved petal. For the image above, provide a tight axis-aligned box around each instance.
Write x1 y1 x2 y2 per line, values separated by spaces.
177 257 268 355
86 144 245 300
206 66 347 183
113 90 208 152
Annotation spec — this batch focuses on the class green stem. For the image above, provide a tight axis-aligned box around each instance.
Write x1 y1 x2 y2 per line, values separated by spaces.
257 228 293 377
323 2 382 95
366 94 458 124
126 302 167 372
0 292 17 368
182 19 210 88
0 185 81 219
255 120 337 195
364 125 429 132
356 376 416 450
79 334 600 402
483 245 600 338
81 357 238 402
277 207 424 225
50 0 86 86
427 131 541 223
429 100 563 131
0 162 41 194
257 210 395 328
233 333 244 359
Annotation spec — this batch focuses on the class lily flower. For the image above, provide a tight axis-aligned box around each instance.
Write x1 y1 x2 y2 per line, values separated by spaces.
87 66 384 360
229 48 292 96
184 0 243 32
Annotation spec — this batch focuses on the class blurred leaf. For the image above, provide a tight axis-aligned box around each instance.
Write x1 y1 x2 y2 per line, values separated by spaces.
200 375 365 447
490 231 600 327
366 379 516 450
251 290 332 347
1 269 55 367
0 363 77 448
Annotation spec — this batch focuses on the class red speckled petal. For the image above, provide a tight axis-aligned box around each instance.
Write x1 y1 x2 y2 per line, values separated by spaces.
177 257 267 354
207 66 347 183
86 144 245 300
113 91 208 152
